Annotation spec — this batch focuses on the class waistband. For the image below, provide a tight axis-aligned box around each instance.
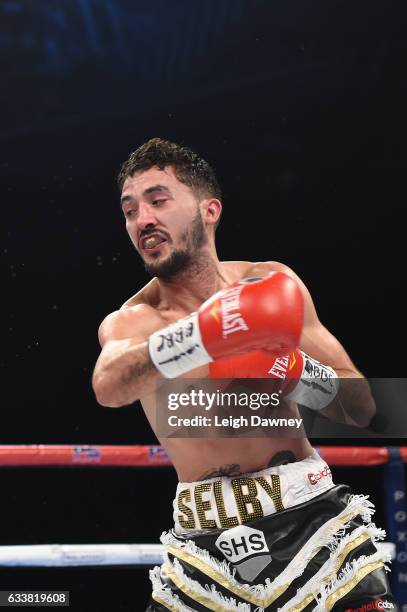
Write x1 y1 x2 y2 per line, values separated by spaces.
173 450 334 534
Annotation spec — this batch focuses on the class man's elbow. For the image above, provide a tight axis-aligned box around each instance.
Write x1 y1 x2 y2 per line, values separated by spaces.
350 409 376 429
343 380 377 429
92 373 127 408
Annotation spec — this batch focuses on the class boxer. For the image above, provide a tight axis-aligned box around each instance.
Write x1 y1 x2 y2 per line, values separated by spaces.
93 139 398 610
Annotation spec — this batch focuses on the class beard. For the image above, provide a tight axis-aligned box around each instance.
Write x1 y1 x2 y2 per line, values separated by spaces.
143 209 207 280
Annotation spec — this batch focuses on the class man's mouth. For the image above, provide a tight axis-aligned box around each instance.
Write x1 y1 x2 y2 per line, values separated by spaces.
140 233 167 251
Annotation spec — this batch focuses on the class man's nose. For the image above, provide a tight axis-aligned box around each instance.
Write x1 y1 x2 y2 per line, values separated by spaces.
136 202 158 231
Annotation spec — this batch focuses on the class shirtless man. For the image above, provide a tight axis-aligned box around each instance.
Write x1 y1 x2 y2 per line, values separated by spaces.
93 139 397 611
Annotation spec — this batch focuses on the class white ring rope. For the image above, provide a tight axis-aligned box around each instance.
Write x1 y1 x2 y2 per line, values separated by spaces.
0 542 394 567
0 543 165 567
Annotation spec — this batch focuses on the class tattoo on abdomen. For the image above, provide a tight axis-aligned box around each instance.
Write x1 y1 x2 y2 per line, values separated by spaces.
198 464 242 480
267 450 297 467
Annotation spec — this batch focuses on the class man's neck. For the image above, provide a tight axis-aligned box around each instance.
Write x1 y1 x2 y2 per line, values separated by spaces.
157 252 230 312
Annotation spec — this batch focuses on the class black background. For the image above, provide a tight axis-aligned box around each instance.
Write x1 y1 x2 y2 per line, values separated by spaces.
1 0 407 608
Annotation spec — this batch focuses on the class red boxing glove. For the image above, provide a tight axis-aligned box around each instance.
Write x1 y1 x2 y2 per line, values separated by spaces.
210 349 338 411
148 272 303 378
209 349 301 383
209 349 301 399
199 272 303 359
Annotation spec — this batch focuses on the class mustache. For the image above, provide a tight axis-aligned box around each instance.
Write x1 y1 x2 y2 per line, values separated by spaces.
139 228 169 240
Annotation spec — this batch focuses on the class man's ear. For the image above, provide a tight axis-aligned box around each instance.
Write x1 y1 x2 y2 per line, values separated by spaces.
202 198 222 227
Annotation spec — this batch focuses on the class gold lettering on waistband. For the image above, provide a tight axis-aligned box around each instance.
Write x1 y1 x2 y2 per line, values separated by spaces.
177 489 196 529
232 477 263 523
194 483 217 529
256 475 284 512
213 480 239 529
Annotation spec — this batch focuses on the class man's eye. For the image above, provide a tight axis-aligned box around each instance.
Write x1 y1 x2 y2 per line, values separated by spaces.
125 210 135 218
152 199 165 206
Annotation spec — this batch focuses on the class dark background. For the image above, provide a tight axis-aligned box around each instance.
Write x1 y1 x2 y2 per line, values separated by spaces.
1 0 407 608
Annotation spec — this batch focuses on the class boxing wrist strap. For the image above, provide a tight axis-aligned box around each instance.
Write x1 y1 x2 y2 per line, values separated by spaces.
285 351 339 411
148 312 212 378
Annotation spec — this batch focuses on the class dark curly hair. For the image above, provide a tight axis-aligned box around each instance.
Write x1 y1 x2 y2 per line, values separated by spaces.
117 138 222 203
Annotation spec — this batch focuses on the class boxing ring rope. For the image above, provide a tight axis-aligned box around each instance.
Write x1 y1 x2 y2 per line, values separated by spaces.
1 445 406 602
0 444 405 467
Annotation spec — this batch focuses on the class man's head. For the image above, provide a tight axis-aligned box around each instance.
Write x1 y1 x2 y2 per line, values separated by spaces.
118 138 222 279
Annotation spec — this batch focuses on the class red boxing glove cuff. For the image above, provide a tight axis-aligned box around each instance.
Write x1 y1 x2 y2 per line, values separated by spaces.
269 350 339 411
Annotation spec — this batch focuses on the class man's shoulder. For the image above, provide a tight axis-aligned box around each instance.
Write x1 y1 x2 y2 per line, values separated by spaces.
120 278 159 311
98 293 163 346
224 260 295 278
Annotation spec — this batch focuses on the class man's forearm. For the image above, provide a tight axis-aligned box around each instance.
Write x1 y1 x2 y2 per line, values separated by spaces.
320 371 376 428
92 340 158 407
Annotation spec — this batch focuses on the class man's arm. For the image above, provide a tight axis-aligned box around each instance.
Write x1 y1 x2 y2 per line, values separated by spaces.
92 304 166 407
266 262 376 427
93 272 304 408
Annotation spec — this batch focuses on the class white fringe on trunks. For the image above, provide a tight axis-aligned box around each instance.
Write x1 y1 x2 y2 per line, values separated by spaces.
150 565 196 612
161 494 382 606
280 548 391 612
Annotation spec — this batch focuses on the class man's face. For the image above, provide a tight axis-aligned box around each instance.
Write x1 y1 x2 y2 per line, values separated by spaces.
121 166 207 279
